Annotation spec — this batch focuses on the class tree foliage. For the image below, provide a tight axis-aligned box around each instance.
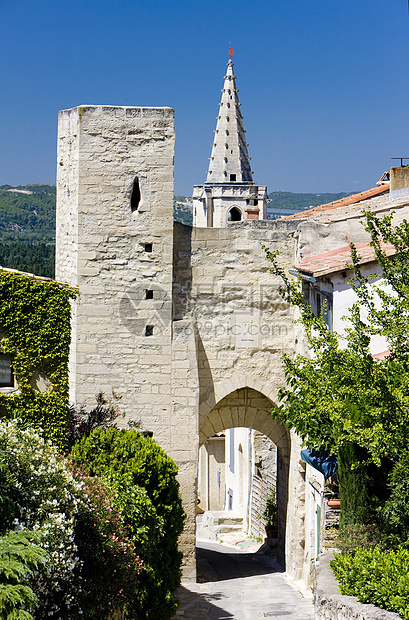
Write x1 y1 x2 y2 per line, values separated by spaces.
264 212 409 525
264 212 409 462
0 242 55 279
0 530 49 620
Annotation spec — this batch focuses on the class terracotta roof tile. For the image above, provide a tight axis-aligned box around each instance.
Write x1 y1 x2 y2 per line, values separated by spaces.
294 242 397 277
277 184 390 221
372 350 390 360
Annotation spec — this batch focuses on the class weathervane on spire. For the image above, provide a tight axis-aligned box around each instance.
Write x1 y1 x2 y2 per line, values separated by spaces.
229 46 234 58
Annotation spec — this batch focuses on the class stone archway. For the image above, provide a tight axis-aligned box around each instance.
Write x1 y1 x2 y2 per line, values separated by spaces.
198 387 291 569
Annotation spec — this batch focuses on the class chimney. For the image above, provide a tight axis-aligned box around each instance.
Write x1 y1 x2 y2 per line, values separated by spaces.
390 165 409 201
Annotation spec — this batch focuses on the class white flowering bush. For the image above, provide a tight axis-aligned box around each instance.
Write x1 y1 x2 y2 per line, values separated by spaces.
0 419 84 617
0 420 143 619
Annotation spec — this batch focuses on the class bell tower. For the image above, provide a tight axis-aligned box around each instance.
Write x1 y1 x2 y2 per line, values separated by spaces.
193 53 268 227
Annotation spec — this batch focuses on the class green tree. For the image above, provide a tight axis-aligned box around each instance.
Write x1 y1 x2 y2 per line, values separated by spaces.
71 428 185 620
264 211 409 526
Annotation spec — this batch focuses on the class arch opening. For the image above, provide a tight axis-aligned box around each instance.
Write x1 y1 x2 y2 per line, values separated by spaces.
228 206 242 222
196 387 290 568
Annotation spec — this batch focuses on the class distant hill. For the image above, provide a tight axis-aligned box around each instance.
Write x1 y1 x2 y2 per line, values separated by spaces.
0 185 56 278
0 185 56 242
268 191 357 211
0 185 359 277
174 196 193 226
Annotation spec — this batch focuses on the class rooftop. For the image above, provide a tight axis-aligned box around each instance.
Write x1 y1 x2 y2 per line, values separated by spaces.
273 184 409 226
294 241 397 277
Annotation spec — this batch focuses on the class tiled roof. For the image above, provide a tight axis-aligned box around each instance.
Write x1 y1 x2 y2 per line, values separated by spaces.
294 242 397 277
372 350 390 360
277 184 390 221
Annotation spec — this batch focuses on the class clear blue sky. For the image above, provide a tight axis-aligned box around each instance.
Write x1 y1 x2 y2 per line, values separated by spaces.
1 0 409 194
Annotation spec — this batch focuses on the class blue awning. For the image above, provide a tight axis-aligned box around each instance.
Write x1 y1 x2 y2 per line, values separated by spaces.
301 448 338 479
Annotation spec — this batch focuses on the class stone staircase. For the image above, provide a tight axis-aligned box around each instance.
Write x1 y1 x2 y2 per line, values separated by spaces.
196 511 245 542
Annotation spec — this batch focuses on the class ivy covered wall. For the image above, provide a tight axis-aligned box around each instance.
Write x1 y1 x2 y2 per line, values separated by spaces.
0 269 78 449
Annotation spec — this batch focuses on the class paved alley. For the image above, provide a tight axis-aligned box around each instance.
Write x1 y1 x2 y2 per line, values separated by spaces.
173 539 315 620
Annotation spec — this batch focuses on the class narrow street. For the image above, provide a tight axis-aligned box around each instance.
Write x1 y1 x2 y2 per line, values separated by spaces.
173 539 315 619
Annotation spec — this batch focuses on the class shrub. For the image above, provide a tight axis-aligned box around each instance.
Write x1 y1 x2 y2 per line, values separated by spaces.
0 530 49 620
0 420 143 619
335 523 384 555
382 451 409 542
261 487 277 527
71 468 143 619
0 419 84 617
331 547 409 619
71 427 186 620
68 390 123 450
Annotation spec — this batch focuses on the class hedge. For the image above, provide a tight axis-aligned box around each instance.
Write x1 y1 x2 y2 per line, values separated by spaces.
71 427 186 620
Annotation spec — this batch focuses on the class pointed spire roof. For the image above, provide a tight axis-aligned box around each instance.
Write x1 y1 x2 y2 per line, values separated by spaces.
206 58 253 184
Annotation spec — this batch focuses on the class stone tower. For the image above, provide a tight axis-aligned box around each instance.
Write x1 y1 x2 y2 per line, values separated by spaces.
193 56 268 226
55 105 176 450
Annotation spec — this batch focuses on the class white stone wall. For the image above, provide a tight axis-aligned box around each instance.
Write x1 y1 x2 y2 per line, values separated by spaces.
331 264 389 355
224 427 252 516
198 437 226 511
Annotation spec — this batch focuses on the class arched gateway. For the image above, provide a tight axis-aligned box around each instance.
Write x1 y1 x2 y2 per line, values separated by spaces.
56 104 316 586
196 383 306 577
200 387 290 565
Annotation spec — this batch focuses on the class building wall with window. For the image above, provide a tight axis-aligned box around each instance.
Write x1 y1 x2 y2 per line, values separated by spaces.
302 262 390 356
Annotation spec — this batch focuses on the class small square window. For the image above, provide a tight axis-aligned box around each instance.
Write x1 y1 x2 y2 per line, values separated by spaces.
144 243 153 253
145 325 154 337
230 174 236 182
0 355 14 388
145 290 153 300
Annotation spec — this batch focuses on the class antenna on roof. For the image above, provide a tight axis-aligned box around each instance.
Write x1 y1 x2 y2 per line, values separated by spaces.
391 158 409 167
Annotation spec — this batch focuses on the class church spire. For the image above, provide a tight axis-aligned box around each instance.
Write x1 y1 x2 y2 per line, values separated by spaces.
206 57 253 184
192 54 267 227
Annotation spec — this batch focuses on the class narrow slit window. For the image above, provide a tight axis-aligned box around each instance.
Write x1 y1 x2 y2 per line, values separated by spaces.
145 290 153 300
145 325 154 337
130 177 141 212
